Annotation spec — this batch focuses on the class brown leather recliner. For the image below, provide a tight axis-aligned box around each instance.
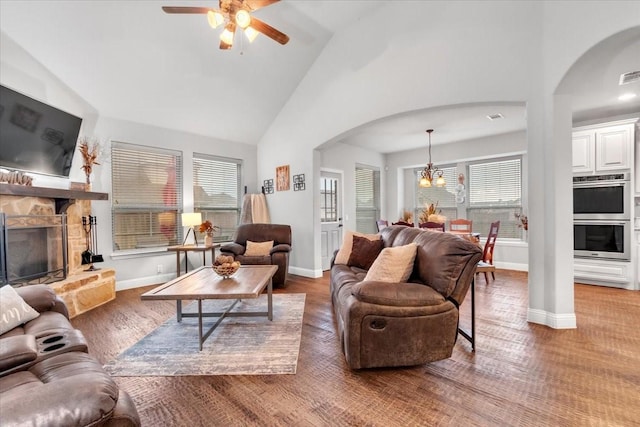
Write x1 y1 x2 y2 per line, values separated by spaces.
220 223 292 287
0 285 141 426
330 226 482 369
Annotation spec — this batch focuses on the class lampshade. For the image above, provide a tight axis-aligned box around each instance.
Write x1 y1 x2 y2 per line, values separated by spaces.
235 10 251 29
207 10 225 29
245 26 259 42
181 212 202 227
220 24 235 45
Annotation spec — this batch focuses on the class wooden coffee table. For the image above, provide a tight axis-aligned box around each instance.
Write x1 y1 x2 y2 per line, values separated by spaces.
141 265 278 350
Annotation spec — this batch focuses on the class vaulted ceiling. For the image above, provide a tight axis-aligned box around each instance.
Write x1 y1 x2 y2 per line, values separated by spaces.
1 1 638 154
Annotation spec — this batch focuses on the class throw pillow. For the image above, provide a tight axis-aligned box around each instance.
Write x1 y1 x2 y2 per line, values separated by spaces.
244 240 274 256
363 243 418 283
0 285 40 335
334 231 381 265
348 235 384 270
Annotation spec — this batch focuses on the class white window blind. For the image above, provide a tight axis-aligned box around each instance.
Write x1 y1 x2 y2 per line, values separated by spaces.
468 157 522 238
415 166 458 223
111 142 183 251
193 153 242 243
355 165 380 234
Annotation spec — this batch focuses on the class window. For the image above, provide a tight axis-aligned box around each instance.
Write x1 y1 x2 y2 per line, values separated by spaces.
193 154 242 243
355 165 380 234
468 157 522 238
320 177 338 222
111 142 183 251
414 166 458 224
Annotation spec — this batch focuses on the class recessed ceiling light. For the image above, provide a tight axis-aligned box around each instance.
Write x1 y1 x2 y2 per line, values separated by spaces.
618 93 637 101
486 113 504 121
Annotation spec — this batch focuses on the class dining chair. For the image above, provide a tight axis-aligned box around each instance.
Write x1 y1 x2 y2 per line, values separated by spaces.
449 218 473 234
392 221 414 227
376 220 389 232
476 220 500 283
419 222 445 232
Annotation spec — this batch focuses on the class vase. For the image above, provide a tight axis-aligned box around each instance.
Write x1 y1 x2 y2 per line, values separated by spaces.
204 234 213 246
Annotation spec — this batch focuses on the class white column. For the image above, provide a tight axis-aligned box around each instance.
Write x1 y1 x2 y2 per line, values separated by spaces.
527 93 577 328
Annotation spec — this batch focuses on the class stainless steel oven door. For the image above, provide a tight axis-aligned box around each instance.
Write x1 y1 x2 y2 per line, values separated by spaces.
574 220 630 261
573 178 630 220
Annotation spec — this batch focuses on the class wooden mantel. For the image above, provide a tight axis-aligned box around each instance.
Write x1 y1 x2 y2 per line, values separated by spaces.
0 183 108 213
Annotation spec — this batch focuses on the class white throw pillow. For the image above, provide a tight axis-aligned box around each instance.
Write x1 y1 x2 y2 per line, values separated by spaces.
334 230 381 265
363 243 417 283
245 240 274 256
0 285 40 335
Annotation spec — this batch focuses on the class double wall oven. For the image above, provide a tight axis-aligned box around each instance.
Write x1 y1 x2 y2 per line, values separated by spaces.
573 173 630 261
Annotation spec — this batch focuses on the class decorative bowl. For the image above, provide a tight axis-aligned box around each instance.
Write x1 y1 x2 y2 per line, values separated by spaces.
212 264 240 279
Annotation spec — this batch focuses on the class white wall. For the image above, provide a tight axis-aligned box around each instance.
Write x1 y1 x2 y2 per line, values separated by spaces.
319 142 386 233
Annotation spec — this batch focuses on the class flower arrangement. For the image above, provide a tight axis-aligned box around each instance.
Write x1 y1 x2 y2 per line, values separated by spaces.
399 210 413 224
419 202 446 224
515 213 528 231
199 220 220 236
78 137 101 184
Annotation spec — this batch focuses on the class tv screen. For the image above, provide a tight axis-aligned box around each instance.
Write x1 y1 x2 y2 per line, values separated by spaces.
0 85 83 178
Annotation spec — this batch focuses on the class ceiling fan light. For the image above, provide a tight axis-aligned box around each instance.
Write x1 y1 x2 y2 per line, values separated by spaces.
245 26 259 42
220 27 235 46
235 10 251 29
207 10 224 29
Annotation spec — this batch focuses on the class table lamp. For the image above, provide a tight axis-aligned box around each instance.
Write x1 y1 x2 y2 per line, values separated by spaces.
181 212 202 245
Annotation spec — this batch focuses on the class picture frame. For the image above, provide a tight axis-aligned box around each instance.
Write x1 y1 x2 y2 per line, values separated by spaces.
263 179 274 194
293 174 305 191
276 165 290 191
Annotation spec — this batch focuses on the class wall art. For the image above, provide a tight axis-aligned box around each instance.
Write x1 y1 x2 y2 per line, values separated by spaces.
263 179 274 194
293 174 305 191
276 165 290 191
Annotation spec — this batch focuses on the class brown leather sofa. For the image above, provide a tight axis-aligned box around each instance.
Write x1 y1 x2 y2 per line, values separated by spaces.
220 223 292 287
0 284 141 426
330 226 482 369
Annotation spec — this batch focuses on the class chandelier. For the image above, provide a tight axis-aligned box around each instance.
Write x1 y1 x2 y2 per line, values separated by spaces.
419 129 446 188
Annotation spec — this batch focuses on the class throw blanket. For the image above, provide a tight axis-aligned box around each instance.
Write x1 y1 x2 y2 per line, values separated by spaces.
241 193 270 224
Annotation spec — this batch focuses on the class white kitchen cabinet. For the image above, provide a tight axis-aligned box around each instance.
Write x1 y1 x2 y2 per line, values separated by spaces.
572 119 636 175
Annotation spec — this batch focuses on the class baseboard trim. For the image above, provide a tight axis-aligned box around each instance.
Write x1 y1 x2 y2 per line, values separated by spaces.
116 273 175 291
288 266 323 278
527 308 577 329
495 262 528 272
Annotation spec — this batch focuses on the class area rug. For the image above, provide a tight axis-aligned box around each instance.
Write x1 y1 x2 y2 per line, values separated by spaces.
103 293 305 376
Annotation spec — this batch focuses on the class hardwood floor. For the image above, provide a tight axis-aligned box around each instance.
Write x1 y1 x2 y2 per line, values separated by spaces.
71 270 640 426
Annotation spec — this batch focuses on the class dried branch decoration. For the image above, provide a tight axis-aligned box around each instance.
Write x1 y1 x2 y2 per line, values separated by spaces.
78 137 101 184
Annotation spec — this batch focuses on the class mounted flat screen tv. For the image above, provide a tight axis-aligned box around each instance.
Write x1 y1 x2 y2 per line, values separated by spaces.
0 84 83 178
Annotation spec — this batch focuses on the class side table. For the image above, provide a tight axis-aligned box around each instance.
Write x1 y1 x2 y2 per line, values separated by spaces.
167 244 220 277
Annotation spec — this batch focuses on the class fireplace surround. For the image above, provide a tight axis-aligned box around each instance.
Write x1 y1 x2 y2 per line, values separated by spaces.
0 183 114 317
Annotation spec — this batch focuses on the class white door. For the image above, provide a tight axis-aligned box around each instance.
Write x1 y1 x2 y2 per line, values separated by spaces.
320 171 343 271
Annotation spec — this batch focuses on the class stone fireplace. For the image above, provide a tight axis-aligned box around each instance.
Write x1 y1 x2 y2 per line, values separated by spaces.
0 184 115 318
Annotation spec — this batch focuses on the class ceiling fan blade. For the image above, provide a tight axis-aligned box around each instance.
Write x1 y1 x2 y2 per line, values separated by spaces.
162 6 212 14
249 17 289 45
244 0 280 12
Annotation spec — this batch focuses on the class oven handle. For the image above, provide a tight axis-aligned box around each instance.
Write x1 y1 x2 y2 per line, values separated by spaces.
572 181 627 188
574 220 629 226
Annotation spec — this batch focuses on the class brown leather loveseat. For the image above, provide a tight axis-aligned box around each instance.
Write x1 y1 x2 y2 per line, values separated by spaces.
330 225 482 369
0 284 141 426
220 223 292 287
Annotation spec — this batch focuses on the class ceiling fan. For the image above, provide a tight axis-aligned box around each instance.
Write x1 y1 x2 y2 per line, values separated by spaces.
162 0 289 50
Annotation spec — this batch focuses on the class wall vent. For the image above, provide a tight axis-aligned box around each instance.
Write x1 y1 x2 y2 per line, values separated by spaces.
486 113 504 121
619 71 640 85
